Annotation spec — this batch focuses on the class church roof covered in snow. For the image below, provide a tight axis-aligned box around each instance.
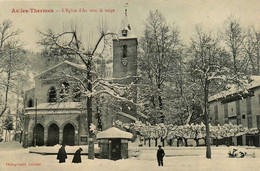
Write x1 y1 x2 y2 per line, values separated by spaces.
96 127 133 139
209 75 260 102
35 60 86 78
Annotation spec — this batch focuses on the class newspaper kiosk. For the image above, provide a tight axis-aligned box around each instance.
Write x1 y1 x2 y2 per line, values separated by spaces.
96 127 133 160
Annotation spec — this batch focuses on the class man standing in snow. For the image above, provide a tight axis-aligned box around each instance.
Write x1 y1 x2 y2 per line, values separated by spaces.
57 144 67 163
72 147 83 163
157 145 165 166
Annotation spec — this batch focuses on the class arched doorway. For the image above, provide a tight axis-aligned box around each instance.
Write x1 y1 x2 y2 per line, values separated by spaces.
63 123 75 146
33 124 44 146
47 123 59 146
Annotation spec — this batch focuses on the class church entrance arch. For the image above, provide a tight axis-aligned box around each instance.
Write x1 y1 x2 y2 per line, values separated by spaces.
33 124 44 146
63 123 75 146
47 123 59 146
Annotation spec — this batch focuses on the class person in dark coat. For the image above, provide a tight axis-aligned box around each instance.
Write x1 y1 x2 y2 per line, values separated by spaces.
157 145 165 166
57 144 67 163
72 147 83 163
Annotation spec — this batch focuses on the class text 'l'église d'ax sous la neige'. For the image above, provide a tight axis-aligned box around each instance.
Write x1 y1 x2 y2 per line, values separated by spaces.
11 8 115 13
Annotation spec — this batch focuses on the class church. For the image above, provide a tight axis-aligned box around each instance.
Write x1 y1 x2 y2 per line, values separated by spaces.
22 9 147 147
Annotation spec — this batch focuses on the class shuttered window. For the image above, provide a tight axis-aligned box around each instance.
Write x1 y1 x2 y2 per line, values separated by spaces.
214 105 218 125
246 98 252 115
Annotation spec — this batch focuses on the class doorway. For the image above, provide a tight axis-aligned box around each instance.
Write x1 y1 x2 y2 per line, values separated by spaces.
110 139 121 160
34 124 44 146
63 123 75 146
47 123 59 146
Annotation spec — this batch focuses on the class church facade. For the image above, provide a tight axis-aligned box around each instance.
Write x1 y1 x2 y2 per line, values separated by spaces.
22 10 147 147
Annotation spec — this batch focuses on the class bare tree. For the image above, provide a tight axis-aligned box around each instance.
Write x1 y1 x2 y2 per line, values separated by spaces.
0 20 23 118
0 41 26 118
221 16 246 74
243 27 260 75
0 20 21 49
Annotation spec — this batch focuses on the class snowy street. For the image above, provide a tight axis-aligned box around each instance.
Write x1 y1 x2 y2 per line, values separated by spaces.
1 142 260 171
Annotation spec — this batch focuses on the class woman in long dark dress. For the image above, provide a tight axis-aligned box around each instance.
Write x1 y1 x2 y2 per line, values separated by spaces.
57 144 67 163
72 147 83 163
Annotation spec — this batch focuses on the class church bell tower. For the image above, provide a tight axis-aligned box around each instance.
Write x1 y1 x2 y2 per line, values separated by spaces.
113 4 137 83
113 4 138 121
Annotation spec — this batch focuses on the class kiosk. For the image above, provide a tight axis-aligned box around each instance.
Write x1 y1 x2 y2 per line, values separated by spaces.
96 127 133 160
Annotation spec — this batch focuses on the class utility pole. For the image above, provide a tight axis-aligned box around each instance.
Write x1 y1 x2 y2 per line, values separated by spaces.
34 99 37 147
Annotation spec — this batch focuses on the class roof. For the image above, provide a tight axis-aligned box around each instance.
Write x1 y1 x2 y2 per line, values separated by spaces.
25 102 85 110
117 9 137 39
25 87 35 92
209 75 260 102
35 60 86 78
96 127 133 139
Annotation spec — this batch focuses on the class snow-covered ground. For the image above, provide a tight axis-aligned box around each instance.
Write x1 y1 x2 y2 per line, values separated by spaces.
0 142 260 171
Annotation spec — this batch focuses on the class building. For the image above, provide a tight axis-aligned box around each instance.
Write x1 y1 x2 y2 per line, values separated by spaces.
23 9 146 147
209 76 260 147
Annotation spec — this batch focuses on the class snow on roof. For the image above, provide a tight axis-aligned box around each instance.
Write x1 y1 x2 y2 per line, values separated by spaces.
209 75 260 102
117 8 137 39
96 127 133 139
35 60 86 78
25 87 35 92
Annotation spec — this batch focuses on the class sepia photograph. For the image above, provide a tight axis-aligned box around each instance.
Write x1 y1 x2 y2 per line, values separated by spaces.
0 0 260 170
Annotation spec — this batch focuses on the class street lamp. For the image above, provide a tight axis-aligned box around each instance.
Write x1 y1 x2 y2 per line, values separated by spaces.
34 99 38 147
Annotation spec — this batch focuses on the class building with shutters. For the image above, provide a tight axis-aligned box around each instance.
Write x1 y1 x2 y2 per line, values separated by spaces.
208 76 260 147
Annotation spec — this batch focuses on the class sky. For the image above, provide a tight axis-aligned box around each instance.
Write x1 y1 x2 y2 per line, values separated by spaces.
0 0 259 51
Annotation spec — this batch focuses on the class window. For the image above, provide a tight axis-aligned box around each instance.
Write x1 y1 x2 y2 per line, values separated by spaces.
73 86 81 102
236 101 241 124
28 99 34 107
214 105 218 124
246 98 252 115
248 116 252 128
121 45 128 66
123 45 127 58
236 101 240 116
59 82 70 102
257 116 260 130
224 103 228 118
48 87 57 102
122 29 127 37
